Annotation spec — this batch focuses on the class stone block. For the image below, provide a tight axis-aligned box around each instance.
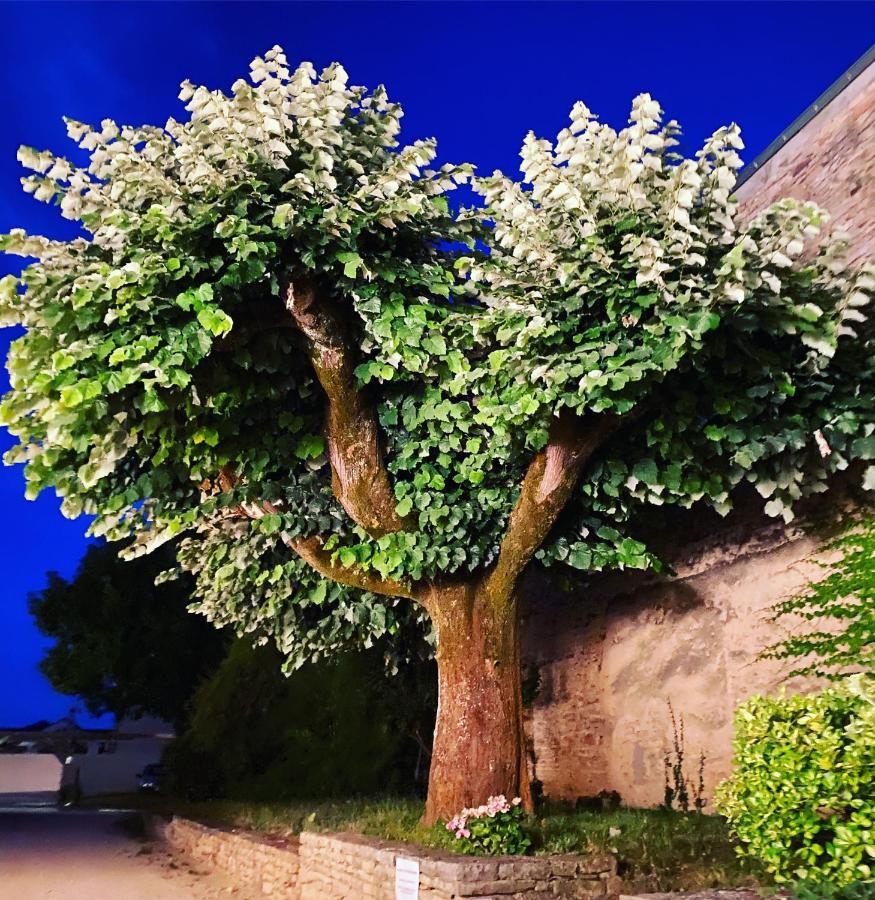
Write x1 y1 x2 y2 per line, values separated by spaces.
465 878 538 895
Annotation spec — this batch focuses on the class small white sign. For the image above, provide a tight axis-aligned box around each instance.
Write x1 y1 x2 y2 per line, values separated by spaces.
395 856 420 900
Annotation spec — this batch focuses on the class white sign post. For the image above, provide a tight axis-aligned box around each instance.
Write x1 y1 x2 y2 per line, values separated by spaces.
395 856 420 900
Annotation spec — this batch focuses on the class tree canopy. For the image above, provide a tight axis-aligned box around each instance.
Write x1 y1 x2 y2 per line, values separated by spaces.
4 48 873 668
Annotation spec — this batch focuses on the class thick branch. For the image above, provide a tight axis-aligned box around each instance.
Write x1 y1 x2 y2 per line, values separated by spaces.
285 277 411 537
287 533 417 600
216 468 417 601
484 409 623 606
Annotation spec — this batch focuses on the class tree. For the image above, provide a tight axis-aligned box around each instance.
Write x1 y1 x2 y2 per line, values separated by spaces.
168 638 436 801
28 544 228 726
29 542 228 727
2 47 874 822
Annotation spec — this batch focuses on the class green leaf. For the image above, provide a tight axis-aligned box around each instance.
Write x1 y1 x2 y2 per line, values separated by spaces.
294 435 325 460
338 548 356 568
632 458 658 485
568 547 591 569
336 251 363 279
310 579 327 605
196 306 233 337
851 436 875 459
272 203 293 227
60 385 84 407
259 514 282 535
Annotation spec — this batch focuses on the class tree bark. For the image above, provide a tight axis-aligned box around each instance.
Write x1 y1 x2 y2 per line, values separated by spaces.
485 410 623 604
284 277 412 536
421 580 531 826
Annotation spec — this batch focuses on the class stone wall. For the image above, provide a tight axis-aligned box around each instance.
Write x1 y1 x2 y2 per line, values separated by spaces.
148 815 620 899
523 514 832 808
526 52 875 809
735 54 875 264
145 814 299 896
300 832 618 900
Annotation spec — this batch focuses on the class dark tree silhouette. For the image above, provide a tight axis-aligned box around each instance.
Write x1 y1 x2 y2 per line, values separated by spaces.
30 542 228 728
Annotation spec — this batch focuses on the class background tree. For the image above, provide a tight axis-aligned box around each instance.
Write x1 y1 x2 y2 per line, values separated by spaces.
29 542 227 727
168 638 435 801
2 47 874 822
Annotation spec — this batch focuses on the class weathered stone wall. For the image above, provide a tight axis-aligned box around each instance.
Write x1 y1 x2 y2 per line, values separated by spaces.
300 832 619 899
145 814 299 896
526 53 875 809
148 815 620 899
734 55 875 264
522 517 828 808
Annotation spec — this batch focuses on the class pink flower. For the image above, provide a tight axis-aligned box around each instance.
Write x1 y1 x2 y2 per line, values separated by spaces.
446 794 525 841
483 795 511 816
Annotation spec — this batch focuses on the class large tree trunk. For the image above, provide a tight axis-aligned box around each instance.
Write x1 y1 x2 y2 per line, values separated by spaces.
422 581 532 826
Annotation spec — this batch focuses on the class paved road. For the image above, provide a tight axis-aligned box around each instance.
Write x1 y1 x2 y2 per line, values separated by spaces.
0 808 236 899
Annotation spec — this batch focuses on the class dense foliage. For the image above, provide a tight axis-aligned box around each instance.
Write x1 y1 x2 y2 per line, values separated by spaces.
766 513 875 677
167 638 435 801
2 46 874 676
29 541 227 726
715 678 875 886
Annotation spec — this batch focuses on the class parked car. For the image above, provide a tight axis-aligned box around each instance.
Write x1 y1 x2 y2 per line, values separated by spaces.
137 763 168 792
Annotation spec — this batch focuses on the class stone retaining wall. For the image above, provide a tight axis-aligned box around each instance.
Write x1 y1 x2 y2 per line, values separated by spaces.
145 814 299 896
147 814 620 899
299 831 619 899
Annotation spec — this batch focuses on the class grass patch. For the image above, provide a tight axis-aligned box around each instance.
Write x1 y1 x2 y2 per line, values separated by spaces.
535 804 761 892
88 793 763 892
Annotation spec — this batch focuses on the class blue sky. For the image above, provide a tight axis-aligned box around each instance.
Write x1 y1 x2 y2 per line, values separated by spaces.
0 1 872 725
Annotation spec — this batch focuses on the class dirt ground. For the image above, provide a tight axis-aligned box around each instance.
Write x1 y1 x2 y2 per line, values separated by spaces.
0 808 243 899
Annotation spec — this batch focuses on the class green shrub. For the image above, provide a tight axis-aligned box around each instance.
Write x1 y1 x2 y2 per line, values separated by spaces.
715 677 875 886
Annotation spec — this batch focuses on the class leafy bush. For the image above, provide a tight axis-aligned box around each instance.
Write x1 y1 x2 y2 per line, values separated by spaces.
715 677 875 885
446 795 532 855
792 881 875 900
